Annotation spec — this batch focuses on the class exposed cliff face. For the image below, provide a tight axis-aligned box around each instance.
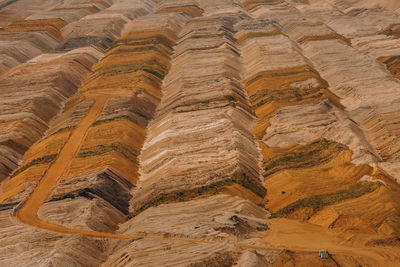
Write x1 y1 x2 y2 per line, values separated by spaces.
0 0 400 266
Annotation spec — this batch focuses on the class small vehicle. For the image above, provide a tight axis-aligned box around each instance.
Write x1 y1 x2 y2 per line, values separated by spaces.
319 250 329 259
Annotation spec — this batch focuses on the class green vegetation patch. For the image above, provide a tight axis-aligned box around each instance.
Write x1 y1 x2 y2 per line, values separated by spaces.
12 154 57 177
250 86 324 108
272 182 379 218
187 31 234 42
264 138 347 177
174 95 253 114
108 45 166 54
91 62 167 80
366 237 400 247
244 66 322 87
129 171 266 218
92 114 140 127
237 31 280 43
161 4 202 11
77 143 139 163
113 35 174 50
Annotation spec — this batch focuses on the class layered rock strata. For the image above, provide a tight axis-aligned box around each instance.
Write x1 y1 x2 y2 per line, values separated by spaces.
238 1 400 264
0 0 178 265
104 4 272 265
0 0 400 266
0 0 155 183
0 48 102 183
281 0 400 181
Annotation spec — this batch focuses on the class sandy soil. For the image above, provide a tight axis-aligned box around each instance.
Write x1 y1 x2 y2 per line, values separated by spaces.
261 218 400 266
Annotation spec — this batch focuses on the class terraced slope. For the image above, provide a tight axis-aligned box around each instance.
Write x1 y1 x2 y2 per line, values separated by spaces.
0 0 400 266
0 0 154 182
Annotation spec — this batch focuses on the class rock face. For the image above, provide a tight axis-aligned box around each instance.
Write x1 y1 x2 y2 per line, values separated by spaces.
0 0 400 266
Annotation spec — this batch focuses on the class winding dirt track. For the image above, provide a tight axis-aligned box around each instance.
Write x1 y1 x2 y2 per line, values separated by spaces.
0 95 282 248
0 96 398 267
17 96 112 235
6 96 233 243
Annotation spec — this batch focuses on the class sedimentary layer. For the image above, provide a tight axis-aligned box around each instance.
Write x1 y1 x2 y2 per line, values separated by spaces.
0 0 400 266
